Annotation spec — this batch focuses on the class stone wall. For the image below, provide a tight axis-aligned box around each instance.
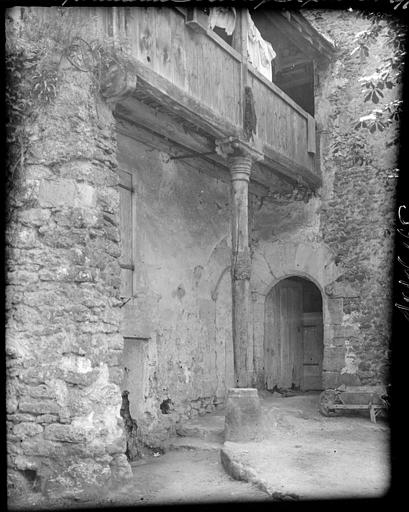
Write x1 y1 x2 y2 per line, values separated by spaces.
248 10 397 389
6 60 132 500
311 10 397 386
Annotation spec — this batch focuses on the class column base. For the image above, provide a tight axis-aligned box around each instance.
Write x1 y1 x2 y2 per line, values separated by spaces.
224 388 261 442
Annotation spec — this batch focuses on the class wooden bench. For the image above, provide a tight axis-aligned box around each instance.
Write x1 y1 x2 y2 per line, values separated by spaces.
319 385 389 423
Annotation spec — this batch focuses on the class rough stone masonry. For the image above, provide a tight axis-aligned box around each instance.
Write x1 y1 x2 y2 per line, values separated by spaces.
6 56 132 499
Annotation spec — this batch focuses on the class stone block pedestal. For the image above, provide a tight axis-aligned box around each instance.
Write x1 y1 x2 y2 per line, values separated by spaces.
224 388 261 442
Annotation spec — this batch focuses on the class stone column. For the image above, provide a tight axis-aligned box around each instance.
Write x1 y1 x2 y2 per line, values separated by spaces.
228 152 253 387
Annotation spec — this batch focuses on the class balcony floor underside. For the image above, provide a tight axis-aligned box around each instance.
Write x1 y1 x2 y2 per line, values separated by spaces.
115 64 322 192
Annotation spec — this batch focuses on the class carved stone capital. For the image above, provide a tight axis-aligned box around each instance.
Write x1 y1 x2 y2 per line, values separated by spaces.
100 64 138 106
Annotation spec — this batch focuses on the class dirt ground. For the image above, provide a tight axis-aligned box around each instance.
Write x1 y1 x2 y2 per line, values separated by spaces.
9 391 391 509
9 450 271 510
109 449 273 506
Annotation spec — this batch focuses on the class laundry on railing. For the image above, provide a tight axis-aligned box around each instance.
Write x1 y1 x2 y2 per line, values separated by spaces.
246 11 276 81
208 7 237 36
208 8 276 81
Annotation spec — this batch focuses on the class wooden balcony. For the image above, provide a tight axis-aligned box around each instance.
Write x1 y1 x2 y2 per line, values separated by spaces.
74 7 330 190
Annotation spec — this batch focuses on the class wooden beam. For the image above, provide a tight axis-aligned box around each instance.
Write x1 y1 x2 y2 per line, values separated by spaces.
276 76 313 89
263 143 321 189
115 105 270 197
186 7 209 33
116 96 320 192
287 12 335 59
307 114 316 155
263 12 331 64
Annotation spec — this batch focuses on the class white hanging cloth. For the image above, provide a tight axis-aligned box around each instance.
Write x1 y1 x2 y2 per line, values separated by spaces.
246 10 276 81
208 7 237 36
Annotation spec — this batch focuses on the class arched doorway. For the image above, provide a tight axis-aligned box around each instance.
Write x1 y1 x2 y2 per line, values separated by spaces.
264 276 323 391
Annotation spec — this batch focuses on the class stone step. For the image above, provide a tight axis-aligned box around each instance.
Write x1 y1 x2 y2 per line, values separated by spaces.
167 436 222 452
175 414 225 443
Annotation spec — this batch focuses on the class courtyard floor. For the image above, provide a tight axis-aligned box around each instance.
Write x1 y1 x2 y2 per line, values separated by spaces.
9 391 392 509
221 391 391 501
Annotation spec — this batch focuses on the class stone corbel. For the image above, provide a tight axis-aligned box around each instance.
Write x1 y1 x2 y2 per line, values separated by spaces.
215 136 264 163
100 64 138 107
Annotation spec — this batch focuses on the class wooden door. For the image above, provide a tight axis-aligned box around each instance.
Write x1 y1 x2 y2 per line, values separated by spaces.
301 313 323 390
265 280 303 390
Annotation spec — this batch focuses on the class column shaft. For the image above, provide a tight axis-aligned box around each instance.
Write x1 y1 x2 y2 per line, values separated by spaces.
229 155 252 388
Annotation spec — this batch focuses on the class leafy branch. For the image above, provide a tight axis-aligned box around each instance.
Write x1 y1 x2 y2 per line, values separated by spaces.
6 7 134 225
352 12 406 137
330 131 373 167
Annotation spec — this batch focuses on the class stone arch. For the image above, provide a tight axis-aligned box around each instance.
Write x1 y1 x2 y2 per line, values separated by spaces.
250 241 344 389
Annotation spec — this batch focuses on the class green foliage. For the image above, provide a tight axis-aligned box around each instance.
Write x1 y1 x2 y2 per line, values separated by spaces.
5 7 133 222
352 11 406 137
330 131 373 167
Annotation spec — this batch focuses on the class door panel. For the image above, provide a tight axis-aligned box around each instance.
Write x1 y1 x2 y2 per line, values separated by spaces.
280 281 303 389
265 280 303 390
302 313 323 390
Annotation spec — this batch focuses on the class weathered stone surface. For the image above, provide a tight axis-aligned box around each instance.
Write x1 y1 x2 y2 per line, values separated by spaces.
19 400 60 416
44 424 90 443
35 414 59 424
12 422 43 441
6 46 130 500
27 384 55 400
110 453 133 482
13 455 39 472
18 208 52 227
39 180 77 207
326 298 344 325
8 413 36 423
325 280 360 298
323 347 346 372
43 458 112 500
